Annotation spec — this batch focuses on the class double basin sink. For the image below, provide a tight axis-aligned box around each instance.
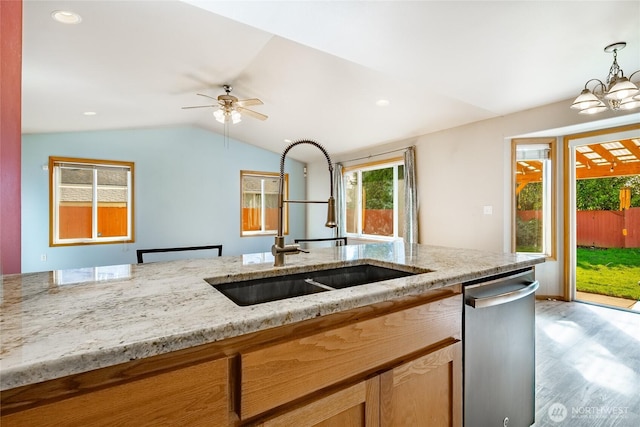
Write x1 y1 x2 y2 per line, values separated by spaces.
205 263 419 306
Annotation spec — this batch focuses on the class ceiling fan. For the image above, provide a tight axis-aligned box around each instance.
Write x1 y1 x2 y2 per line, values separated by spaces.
182 85 268 124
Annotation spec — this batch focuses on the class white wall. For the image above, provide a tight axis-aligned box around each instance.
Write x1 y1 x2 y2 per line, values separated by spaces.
22 126 306 272
307 99 638 297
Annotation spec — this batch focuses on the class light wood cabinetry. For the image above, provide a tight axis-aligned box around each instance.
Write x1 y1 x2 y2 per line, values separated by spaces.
244 291 462 426
380 341 462 426
1 287 462 427
1 357 230 427
240 293 461 419
255 377 380 427
250 340 462 427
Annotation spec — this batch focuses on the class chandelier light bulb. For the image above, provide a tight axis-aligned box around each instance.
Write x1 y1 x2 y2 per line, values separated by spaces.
619 98 640 110
570 89 603 110
578 104 608 115
604 77 639 101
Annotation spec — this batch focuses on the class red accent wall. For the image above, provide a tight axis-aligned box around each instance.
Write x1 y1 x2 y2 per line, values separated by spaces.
0 0 22 274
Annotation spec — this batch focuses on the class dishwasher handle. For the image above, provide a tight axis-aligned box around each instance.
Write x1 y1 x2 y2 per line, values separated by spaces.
466 280 539 309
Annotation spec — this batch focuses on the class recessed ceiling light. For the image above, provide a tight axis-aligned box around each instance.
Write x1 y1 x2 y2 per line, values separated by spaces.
376 99 390 107
83 111 96 116
51 10 82 24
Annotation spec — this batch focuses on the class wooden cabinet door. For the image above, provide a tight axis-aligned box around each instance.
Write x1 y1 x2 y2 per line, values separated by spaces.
1 357 230 427
255 377 380 427
380 341 462 427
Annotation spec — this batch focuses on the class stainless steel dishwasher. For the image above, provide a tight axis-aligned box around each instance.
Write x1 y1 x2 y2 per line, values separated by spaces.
463 268 539 427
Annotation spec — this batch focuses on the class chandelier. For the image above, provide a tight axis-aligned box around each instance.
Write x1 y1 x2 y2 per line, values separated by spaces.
570 42 640 114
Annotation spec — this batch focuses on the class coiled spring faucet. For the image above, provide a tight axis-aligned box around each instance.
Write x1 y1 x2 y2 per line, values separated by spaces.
272 139 336 266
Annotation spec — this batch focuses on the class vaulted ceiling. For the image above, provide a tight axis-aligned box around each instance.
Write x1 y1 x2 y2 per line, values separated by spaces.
22 1 640 161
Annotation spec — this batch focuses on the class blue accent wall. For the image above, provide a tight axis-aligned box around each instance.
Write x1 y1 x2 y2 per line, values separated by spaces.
21 126 305 272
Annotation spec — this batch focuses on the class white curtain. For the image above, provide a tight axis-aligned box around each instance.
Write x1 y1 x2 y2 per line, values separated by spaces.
403 146 419 244
333 163 346 238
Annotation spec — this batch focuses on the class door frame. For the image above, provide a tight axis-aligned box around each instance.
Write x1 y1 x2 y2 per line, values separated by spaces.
562 123 640 300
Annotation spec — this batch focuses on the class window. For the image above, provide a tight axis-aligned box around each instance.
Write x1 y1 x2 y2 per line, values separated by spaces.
344 158 404 239
513 139 555 256
241 171 288 236
50 157 134 246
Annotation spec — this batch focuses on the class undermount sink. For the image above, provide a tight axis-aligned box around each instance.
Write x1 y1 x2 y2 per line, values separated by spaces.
205 264 417 306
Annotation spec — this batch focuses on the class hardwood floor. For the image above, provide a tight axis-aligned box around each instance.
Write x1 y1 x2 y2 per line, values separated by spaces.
534 300 640 426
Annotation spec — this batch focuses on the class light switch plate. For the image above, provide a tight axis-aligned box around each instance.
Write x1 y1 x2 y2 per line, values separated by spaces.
483 205 493 215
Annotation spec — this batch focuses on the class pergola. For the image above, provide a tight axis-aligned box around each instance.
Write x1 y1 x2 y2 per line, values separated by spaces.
516 138 640 196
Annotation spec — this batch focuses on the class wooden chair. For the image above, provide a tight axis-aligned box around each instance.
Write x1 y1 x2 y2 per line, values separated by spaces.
137 245 222 263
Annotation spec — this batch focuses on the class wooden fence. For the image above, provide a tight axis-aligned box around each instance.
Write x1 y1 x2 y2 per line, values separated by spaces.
518 207 640 248
346 209 394 236
242 208 279 231
59 205 128 239
576 207 640 248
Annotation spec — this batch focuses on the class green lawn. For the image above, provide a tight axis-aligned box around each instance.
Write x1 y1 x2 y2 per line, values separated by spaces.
576 247 640 300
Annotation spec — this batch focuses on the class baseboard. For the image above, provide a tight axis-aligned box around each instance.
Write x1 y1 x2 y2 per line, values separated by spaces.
535 295 567 302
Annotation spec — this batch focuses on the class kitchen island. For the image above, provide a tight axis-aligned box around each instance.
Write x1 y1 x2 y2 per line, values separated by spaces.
1 242 544 426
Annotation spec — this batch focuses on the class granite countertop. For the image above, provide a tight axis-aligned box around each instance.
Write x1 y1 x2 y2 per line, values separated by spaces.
0 242 544 391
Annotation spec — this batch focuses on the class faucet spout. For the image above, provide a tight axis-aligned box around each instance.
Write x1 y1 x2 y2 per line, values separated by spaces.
272 139 336 267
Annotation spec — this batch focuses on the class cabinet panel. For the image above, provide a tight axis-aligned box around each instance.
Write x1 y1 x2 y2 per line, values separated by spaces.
256 376 379 427
380 341 462 427
241 294 461 419
1 357 229 427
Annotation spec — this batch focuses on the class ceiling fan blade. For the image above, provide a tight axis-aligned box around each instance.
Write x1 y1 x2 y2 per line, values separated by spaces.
237 106 268 121
236 98 263 107
197 93 218 101
181 104 216 109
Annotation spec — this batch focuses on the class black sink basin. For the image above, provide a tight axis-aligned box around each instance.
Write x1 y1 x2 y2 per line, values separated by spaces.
206 263 416 306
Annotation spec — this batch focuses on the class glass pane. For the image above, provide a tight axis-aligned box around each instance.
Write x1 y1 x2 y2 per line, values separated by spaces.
58 167 93 239
344 171 358 234
97 168 129 237
515 160 544 253
264 177 280 232
241 173 283 234
397 165 405 238
362 167 393 236
242 175 263 231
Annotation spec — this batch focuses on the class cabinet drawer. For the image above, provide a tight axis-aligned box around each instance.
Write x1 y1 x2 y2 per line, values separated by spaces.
240 293 462 419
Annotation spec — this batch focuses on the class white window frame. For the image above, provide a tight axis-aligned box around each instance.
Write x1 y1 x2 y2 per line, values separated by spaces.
50 157 134 246
344 158 404 241
512 139 555 258
240 171 288 237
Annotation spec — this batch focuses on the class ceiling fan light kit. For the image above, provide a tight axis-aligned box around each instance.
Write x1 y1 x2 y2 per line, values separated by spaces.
571 42 640 114
182 85 267 124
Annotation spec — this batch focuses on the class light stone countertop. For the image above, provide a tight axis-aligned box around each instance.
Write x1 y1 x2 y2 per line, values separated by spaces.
0 242 544 391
